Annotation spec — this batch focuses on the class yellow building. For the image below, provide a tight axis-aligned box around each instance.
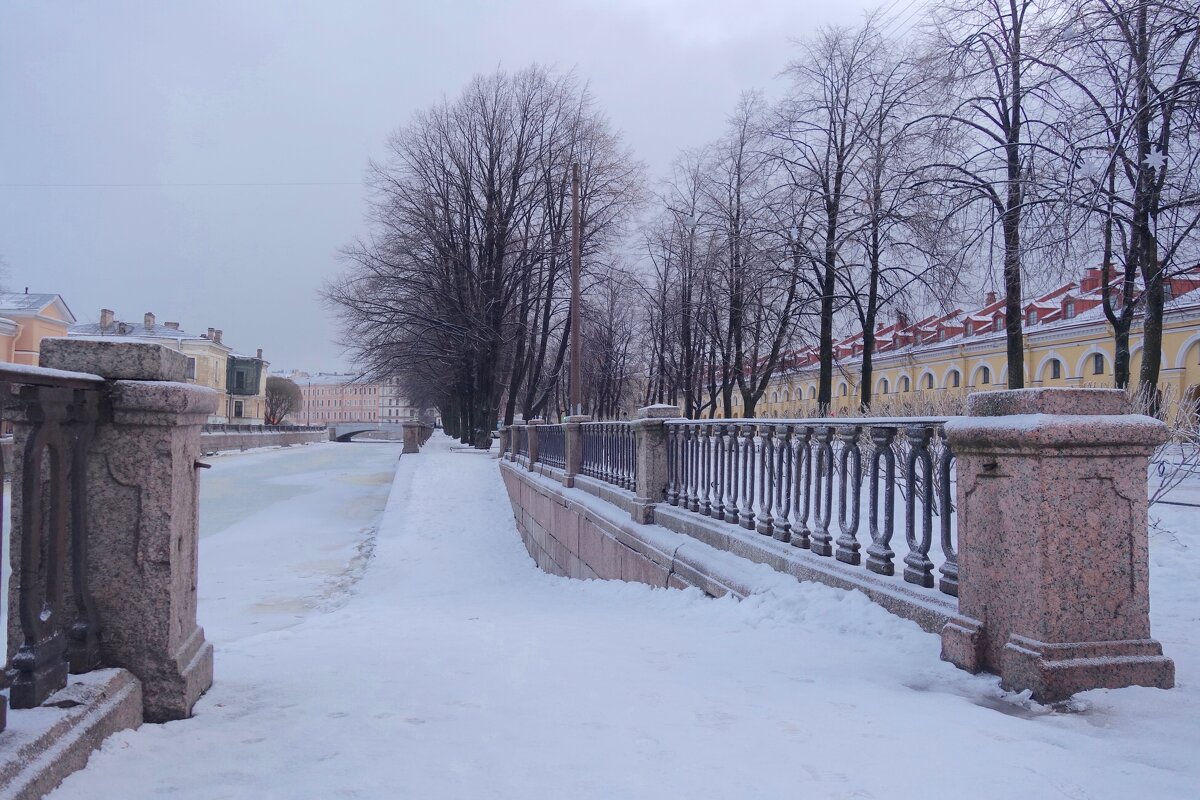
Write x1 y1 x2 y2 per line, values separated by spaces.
741 268 1200 420
0 291 76 366
69 309 269 424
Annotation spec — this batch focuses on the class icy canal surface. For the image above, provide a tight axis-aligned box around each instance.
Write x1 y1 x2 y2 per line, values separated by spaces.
50 436 1200 799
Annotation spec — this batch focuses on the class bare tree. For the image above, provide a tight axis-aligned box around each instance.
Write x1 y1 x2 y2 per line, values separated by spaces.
921 0 1065 388
1049 0 1200 401
774 23 881 412
265 376 302 425
326 66 640 447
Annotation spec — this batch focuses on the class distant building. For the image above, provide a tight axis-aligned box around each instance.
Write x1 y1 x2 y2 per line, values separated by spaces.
284 372 431 426
287 372 380 425
69 309 269 424
741 266 1200 419
0 291 76 366
381 377 425 421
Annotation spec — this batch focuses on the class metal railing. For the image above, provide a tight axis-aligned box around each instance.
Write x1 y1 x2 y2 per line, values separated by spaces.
0 365 109 726
663 418 958 597
515 426 530 463
537 424 566 469
580 421 636 490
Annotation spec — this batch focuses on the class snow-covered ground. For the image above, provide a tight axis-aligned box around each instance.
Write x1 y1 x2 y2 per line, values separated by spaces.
44 436 1200 799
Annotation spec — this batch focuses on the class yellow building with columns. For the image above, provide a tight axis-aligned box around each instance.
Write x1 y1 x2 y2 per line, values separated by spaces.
739 267 1200 419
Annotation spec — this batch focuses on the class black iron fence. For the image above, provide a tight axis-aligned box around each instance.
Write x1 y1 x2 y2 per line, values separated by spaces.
538 424 566 469
663 418 958 597
580 421 636 490
515 426 530 463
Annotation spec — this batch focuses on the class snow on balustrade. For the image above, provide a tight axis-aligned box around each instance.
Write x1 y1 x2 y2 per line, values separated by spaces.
664 418 958 597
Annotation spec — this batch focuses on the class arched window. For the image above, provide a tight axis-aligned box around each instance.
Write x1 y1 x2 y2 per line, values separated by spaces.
1050 359 1062 380
782 389 791 402
923 373 934 389
950 370 961 388
880 378 889 394
839 383 848 396
900 376 910 392
981 366 991 385
1093 353 1105 375
771 390 778 403
809 386 816 400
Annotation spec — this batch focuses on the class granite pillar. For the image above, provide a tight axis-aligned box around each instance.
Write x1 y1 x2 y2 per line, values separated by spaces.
39 339 218 721
562 415 589 488
942 388 1174 702
631 405 681 524
402 423 420 454
526 419 543 471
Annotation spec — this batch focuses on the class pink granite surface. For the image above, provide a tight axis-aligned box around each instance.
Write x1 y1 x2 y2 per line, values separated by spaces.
943 388 1174 702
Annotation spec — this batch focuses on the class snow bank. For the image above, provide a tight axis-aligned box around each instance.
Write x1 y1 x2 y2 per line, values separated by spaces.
44 436 1199 799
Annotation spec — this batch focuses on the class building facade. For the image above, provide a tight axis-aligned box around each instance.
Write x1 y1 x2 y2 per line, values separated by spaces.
0 291 75 366
69 309 269 423
291 373 381 425
380 377 425 421
739 267 1200 419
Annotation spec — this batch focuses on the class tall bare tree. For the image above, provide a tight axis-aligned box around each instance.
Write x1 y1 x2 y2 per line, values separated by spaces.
1049 0 1200 400
326 66 639 447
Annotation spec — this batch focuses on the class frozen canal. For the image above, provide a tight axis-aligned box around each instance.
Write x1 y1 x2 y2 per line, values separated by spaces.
44 435 1200 800
198 441 402 643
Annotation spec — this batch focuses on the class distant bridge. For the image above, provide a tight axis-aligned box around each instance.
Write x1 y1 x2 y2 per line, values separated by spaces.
328 422 411 442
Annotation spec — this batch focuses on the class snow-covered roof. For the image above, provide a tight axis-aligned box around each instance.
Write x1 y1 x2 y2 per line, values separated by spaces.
0 291 76 323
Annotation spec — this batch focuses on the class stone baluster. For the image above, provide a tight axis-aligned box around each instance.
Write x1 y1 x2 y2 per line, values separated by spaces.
902 424 935 587
773 424 792 543
790 426 812 549
712 425 726 520
864 426 898 575
725 423 740 524
755 423 775 536
834 426 863 565
738 424 756 530
809 426 835 556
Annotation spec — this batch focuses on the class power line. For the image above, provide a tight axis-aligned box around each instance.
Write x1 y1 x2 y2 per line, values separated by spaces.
0 180 362 188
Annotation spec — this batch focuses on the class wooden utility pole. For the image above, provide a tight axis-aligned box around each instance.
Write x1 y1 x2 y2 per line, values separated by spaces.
569 161 582 416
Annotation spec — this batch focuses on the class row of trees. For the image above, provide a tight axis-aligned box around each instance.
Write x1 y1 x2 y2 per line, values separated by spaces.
325 67 640 445
329 0 1200 440
643 0 1200 418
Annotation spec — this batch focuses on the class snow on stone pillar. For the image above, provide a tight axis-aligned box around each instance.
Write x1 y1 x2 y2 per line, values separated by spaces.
498 426 509 458
631 405 681 524
402 423 420 454
526 419 544 471
942 388 1174 702
39 338 218 721
562 415 589 488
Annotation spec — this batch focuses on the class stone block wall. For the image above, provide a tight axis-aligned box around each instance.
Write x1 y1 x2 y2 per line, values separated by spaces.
500 461 690 591
199 426 327 454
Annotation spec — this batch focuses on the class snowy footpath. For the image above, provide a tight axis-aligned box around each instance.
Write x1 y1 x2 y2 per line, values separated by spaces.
49 436 1200 799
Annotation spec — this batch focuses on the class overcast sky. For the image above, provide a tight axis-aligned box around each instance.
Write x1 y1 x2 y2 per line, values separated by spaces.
2 0 899 372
